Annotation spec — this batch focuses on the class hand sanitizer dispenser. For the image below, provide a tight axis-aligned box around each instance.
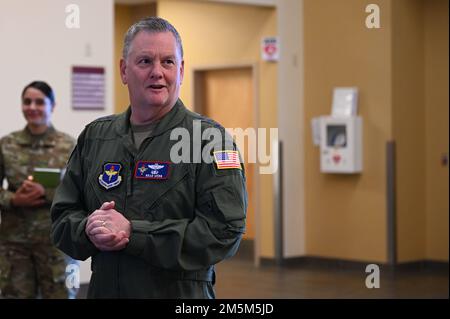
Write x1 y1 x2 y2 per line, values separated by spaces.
317 87 363 174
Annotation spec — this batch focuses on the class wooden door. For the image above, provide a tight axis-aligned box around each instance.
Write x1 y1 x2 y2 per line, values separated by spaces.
197 67 255 240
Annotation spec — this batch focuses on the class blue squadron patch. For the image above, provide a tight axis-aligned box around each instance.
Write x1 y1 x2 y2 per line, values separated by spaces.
98 163 122 190
135 161 170 180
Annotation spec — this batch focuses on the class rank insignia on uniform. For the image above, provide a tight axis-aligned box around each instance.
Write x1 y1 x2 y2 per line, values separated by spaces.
98 163 122 190
213 150 241 169
135 161 170 179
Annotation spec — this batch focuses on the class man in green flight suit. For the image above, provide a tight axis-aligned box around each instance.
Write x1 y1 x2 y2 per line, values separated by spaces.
51 17 247 298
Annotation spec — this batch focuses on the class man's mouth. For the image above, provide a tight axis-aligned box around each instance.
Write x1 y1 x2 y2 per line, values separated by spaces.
148 84 165 90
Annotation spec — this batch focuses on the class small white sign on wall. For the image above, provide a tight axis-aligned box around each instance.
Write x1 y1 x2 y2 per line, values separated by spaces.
331 87 359 118
261 36 279 62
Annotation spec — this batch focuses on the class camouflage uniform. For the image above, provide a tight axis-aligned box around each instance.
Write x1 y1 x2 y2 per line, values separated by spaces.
0 126 75 299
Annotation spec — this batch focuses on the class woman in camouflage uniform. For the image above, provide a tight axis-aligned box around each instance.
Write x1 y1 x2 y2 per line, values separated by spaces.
0 81 76 298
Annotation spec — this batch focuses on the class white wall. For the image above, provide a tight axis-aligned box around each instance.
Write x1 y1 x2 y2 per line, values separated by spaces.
0 0 115 284
277 0 305 257
0 0 114 139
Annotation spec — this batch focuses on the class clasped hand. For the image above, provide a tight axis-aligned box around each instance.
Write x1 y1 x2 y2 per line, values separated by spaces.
11 179 46 208
85 201 131 251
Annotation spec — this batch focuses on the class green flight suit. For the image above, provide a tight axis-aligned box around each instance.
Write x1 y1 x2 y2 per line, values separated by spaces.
51 100 247 298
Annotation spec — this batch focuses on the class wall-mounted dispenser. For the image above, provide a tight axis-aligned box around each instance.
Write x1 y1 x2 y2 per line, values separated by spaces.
312 87 363 174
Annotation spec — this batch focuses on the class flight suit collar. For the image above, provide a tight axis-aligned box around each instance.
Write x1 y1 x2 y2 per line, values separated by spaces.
114 99 187 138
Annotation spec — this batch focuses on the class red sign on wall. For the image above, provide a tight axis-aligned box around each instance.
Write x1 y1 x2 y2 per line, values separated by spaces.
261 37 279 62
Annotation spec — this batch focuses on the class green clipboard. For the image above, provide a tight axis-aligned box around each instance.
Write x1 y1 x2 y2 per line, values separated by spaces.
32 167 62 188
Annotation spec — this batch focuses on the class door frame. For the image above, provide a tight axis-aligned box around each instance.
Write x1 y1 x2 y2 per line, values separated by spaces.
191 63 261 266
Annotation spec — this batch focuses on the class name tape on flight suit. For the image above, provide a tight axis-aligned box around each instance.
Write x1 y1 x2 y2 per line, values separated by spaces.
134 161 170 179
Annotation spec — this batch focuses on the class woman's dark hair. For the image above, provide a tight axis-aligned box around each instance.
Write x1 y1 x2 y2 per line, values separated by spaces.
21 81 55 105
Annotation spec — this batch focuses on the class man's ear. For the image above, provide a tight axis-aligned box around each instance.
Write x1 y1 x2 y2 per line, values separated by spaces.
120 58 127 85
180 60 185 84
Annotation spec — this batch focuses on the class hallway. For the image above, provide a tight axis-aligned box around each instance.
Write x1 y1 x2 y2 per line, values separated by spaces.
214 257 448 299
76 254 448 299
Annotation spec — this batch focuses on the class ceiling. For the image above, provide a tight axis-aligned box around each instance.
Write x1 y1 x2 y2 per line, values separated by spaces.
114 0 275 7
114 0 156 4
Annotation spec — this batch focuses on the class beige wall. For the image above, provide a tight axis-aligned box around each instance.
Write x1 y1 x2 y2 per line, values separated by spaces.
424 0 449 261
304 0 448 263
392 0 449 263
115 3 157 113
157 0 277 257
392 0 426 262
304 0 392 262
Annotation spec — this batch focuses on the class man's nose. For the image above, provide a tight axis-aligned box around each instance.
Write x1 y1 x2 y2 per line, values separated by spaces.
150 62 163 79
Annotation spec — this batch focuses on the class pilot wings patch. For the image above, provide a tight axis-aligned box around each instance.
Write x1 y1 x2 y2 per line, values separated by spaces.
135 161 170 179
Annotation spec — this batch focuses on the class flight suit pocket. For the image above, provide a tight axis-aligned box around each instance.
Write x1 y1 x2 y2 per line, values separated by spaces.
142 169 193 221
205 186 246 238
212 187 245 219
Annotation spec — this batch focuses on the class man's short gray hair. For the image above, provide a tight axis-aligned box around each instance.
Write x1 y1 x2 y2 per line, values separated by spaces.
122 16 183 59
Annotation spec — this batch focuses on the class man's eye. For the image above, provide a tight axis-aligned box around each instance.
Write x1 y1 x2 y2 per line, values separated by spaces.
164 60 174 65
139 58 151 64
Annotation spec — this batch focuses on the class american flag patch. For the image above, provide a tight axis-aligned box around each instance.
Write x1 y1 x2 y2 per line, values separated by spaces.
213 150 241 169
